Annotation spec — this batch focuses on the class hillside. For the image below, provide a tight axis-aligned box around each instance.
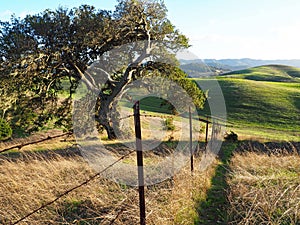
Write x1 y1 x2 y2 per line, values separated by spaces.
180 62 216 77
222 64 300 82
180 62 231 77
197 65 300 141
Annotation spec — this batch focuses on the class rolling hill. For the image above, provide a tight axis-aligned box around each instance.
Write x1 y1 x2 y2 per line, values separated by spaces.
196 64 300 141
180 62 231 77
221 64 300 82
179 58 300 79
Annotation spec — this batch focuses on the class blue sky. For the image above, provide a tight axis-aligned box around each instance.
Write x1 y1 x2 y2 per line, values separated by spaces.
1 0 300 59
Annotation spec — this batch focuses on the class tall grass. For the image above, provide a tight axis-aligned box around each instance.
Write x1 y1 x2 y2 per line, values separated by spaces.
227 145 300 224
0 148 216 224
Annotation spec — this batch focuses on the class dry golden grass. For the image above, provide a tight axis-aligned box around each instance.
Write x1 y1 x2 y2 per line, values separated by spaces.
227 149 300 225
0 143 217 224
5 131 300 225
149 158 217 225
0 153 134 224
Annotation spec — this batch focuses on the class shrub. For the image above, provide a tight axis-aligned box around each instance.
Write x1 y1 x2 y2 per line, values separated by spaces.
163 117 175 131
224 131 238 142
0 119 12 141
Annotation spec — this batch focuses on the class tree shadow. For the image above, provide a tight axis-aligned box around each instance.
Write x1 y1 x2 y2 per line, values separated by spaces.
0 138 199 163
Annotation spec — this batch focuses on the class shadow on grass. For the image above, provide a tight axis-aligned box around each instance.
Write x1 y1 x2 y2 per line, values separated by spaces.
196 142 238 225
0 139 201 163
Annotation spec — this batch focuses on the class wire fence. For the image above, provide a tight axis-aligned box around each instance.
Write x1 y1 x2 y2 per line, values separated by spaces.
0 108 228 225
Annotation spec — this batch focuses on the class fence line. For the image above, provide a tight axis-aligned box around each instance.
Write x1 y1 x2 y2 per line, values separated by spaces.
189 106 194 173
11 147 135 225
5 112 229 224
118 113 174 122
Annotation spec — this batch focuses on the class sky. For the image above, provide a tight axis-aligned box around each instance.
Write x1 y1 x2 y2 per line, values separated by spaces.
1 0 300 60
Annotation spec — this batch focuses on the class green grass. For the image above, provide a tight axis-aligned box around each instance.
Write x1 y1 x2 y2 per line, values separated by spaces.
196 65 300 141
221 64 300 82
139 97 174 114
196 142 238 224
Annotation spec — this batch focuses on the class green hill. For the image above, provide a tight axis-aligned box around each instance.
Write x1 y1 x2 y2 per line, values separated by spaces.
197 65 300 141
221 64 300 82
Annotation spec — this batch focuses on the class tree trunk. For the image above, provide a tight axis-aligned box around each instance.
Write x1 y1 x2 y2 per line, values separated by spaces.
103 123 117 140
97 114 117 140
97 100 119 140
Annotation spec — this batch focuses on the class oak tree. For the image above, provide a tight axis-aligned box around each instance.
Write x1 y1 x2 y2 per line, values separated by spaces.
0 0 205 139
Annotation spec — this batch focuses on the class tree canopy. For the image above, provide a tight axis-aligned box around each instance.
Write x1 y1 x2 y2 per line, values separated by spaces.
0 0 205 139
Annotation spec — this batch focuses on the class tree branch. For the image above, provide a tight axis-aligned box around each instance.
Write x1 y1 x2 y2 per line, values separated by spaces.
69 61 99 93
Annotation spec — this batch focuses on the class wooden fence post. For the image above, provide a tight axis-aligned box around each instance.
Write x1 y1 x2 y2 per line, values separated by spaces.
205 116 209 148
189 107 193 173
133 101 146 225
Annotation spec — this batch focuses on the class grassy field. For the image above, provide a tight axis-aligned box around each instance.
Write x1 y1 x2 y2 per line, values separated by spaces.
196 65 300 141
221 64 300 82
1 136 299 224
0 136 223 225
1 64 300 224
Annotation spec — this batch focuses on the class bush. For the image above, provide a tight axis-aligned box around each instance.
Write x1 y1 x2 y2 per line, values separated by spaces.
163 117 175 131
224 131 238 142
0 119 12 141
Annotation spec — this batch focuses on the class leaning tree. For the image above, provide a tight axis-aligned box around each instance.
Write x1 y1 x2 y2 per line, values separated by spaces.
0 0 205 139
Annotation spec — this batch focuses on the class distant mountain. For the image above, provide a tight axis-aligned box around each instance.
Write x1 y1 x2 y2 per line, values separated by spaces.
210 58 300 69
179 61 231 77
179 58 300 78
180 62 218 77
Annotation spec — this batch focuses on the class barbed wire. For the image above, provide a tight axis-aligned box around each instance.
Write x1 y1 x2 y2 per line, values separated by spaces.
5 110 231 224
140 113 173 119
117 113 234 129
0 114 230 156
118 114 135 121
11 147 135 225
118 113 175 122
0 131 73 154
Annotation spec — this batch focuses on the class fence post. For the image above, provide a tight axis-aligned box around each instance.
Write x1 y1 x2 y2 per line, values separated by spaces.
205 116 209 148
133 101 146 225
189 106 193 173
